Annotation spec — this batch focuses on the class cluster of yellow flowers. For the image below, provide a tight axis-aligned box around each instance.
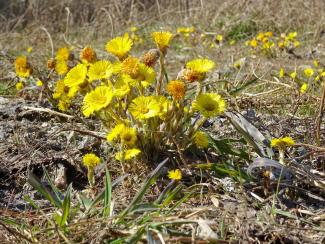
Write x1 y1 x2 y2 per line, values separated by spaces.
35 30 226 168
246 31 275 55
277 32 300 50
279 62 325 94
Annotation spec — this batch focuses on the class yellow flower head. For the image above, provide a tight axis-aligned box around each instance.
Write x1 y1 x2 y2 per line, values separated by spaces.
120 127 137 146
64 63 87 88
15 81 24 91
88 60 113 82
114 75 130 98
290 72 297 79
83 153 101 168
80 47 97 64
121 56 140 78
53 80 67 99
137 63 156 87
192 93 226 118
271 137 295 150
56 47 71 61
27 47 33 53
186 58 215 74
129 96 161 120
15 56 32 78
141 49 160 67
168 169 182 180
167 80 186 100
300 83 308 94
36 80 43 87
250 39 258 48
193 131 209 148
279 68 285 78
115 148 141 161
105 33 133 60
58 97 71 111
82 85 114 117
152 31 173 52
154 95 169 118
216 34 223 42
107 124 126 143
303 68 314 78
177 27 195 34
55 60 69 75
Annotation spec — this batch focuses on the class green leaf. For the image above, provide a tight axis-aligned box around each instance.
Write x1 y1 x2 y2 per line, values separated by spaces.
60 183 72 227
119 158 169 221
225 111 274 158
103 167 112 218
42 166 63 205
27 172 62 208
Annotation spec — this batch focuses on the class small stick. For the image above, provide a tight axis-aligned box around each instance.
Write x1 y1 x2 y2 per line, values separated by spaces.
315 82 325 145
23 106 74 119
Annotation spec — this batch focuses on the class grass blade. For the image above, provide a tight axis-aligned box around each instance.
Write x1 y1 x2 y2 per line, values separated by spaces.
103 167 112 218
60 183 72 227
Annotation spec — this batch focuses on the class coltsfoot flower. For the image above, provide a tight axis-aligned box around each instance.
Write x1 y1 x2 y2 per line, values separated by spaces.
88 60 113 81
304 68 314 78
186 58 215 74
141 49 160 67
105 33 133 60
192 93 226 118
152 31 173 52
82 85 114 117
15 56 32 78
167 80 186 100
193 131 209 148
168 169 182 180
64 63 87 87
129 96 161 120
115 148 141 161
271 137 295 150
56 47 71 61
80 47 97 64
83 153 101 168
15 81 24 90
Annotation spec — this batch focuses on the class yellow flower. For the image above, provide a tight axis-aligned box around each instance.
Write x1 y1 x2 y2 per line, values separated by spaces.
130 26 138 32
167 80 186 100
313 59 319 68
290 71 297 79
137 63 156 87
53 80 67 99
152 31 173 51
120 127 137 146
192 93 226 118
115 148 141 161
168 169 182 180
80 47 97 64
88 60 113 82
83 153 101 168
36 80 43 87
271 137 295 149
105 33 133 60
193 131 209 148
250 39 258 48
82 85 114 117
177 27 195 34
56 47 70 61
55 60 69 75
265 31 273 37
303 68 314 78
154 95 169 118
286 32 297 41
114 75 130 98
107 124 126 143
15 56 32 78
186 58 215 74
64 63 87 88
216 34 223 42
121 56 140 78
129 96 161 120
15 81 24 90
300 83 308 94
27 47 33 53
58 98 71 112
279 68 285 78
